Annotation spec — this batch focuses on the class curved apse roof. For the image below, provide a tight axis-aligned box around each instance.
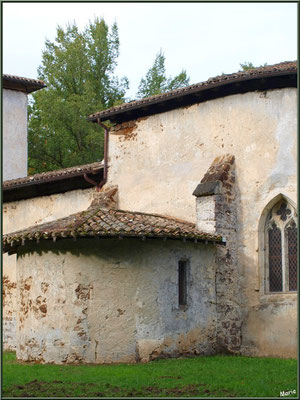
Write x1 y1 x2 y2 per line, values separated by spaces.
3 206 223 254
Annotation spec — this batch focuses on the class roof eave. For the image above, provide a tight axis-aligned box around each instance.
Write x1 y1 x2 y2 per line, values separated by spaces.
3 78 46 94
3 167 104 203
88 70 296 124
4 233 223 255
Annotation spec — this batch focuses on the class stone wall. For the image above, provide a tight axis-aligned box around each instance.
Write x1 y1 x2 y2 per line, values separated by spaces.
106 88 297 357
16 238 217 364
193 155 241 353
3 187 96 350
3 275 17 351
4 87 297 359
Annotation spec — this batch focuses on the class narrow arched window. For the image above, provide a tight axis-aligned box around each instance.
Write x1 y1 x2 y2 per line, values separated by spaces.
286 221 297 291
265 199 297 293
268 222 282 291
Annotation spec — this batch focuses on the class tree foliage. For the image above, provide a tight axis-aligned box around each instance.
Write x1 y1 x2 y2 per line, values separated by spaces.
136 50 190 99
28 18 128 174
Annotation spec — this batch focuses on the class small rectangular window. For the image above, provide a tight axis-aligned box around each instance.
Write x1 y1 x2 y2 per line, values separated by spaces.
178 260 187 306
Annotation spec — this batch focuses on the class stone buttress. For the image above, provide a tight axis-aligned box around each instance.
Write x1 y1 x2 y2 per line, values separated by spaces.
193 154 242 353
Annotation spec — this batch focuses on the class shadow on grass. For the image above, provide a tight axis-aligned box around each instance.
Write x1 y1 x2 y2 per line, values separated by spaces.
4 379 235 398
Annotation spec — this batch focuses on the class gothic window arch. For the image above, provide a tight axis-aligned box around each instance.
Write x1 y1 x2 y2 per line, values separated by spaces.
265 199 297 293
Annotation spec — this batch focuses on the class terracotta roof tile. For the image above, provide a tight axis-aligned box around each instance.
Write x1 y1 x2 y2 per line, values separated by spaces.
3 207 223 253
88 61 297 122
201 154 235 184
3 74 45 86
3 74 46 93
3 162 103 189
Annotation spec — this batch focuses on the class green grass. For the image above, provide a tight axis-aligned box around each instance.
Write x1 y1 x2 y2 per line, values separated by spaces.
2 351 297 398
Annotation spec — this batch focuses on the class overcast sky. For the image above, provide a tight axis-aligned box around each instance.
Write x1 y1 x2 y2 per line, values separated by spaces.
2 2 297 99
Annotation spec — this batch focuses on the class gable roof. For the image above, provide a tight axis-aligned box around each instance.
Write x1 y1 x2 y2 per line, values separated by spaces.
3 162 103 203
88 61 297 124
3 74 46 93
3 206 223 254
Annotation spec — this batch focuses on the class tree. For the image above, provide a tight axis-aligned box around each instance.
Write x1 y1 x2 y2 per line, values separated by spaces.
28 18 128 174
240 61 268 71
136 50 190 99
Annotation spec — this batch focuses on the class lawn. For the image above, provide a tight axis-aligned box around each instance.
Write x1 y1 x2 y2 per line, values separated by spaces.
2 351 297 398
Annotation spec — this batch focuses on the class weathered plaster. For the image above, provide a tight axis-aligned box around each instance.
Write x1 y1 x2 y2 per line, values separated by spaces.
4 87 297 359
3 188 95 234
3 89 28 181
269 90 297 181
3 187 95 350
107 88 297 358
108 89 296 223
16 239 217 364
241 297 297 358
3 275 17 350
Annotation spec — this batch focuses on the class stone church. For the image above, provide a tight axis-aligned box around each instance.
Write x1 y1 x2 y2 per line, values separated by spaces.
3 61 297 364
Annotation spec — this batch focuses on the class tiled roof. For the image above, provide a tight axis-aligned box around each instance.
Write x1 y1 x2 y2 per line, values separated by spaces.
3 207 223 253
3 74 45 86
3 162 103 189
201 154 235 184
88 61 297 122
3 74 46 93
193 154 235 198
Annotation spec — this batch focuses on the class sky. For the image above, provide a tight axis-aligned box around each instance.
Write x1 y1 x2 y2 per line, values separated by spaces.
2 2 298 99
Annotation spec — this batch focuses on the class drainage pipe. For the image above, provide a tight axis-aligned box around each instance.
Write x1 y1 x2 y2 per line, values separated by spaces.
84 118 110 192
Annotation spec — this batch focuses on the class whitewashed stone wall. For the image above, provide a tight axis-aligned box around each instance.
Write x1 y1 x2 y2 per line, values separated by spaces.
16 239 217 364
106 88 297 358
3 89 28 181
4 87 297 359
3 187 95 351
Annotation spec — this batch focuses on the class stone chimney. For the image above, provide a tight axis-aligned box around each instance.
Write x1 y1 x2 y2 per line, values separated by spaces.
2 75 45 181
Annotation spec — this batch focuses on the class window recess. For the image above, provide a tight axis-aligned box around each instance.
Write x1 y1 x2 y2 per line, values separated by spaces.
178 260 188 306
